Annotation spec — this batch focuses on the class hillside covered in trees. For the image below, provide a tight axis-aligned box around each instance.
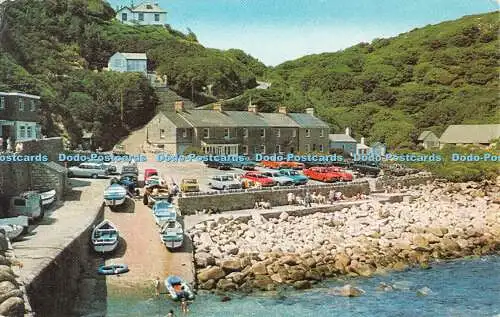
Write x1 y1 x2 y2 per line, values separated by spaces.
0 0 265 148
225 11 499 149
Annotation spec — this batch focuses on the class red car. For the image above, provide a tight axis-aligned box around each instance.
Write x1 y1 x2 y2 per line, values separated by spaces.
144 168 158 183
241 172 276 187
303 167 341 182
327 167 353 181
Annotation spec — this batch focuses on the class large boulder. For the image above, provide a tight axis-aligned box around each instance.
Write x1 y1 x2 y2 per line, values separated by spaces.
252 276 275 291
330 284 364 297
199 279 216 290
0 296 24 316
251 262 267 275
293 280 312 290
216 279 238 291
279 255 298 266
0 232 8 252
226 272 245 284
194 252 216 268
197 266 226 283
221 259 242 273
0 266 17 286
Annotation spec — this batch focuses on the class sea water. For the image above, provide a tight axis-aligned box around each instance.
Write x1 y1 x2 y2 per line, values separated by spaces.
101 256 499 317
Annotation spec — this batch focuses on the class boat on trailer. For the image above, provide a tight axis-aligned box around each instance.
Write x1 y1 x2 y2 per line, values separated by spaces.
104 184 127 206
164 276 195 300
160 220 184 249
91 220 119 253
39 189 56 206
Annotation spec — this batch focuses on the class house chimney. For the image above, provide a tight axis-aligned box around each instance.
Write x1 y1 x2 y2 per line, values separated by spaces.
174 101 184 112
361 137 365 145
213 102 223 112
278 105 287 115
248 104 257 113
345 127 350 136
305 107 314 116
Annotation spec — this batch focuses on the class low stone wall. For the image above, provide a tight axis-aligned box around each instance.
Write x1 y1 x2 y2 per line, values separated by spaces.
178 181 370 215
0 233 26 317
374 174 434 191
23 205 104 317
20 138 64 163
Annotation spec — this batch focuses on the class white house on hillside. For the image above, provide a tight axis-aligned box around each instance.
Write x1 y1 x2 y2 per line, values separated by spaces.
116 2 167 25
108 52 147 74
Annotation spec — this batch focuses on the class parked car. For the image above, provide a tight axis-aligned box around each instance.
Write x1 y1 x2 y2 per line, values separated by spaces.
241 172 276 187
144 168 159 183
260 160 282 169
260 170 294 186
281 161 305 170
204 160 231 170
180 179 200 192
68 163 109 178
228 159 256 170
9 191 44 221
88 160 117 174
351 162 380 177
303 167 341 182
208 175 242 190
121 164 139 176
278 169 309 185
326 167 353 181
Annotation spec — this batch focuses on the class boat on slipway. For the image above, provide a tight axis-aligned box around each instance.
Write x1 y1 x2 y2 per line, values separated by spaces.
152 201 179 226
164 276 195 300
97 264 129 275
91 220 119 253
104 184 127 206
39 189 56 206
160 220 184 249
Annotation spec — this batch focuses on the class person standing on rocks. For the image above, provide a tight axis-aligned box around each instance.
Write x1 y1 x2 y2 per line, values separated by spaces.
304 192 312 207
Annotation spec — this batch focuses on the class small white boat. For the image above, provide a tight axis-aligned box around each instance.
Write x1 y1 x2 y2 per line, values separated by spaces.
164 276 195 300
91 220 119 253
104 184 127 206
39 189 56 206
0 225 24 241
153 201 179 225
160 220 184 249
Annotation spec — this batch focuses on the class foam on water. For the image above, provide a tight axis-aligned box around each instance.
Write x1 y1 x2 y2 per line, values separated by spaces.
101 255 500 317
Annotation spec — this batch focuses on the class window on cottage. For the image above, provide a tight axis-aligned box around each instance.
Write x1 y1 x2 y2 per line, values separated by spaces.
18 98 24 111
275 129 280 137
138 13 144 21
154 13 160 21
19 126 26 138
312 144 317 151
305 129 311 137
305 144 311 152
319 144 324 152
320 129 324 137
26 126 32 138
0 96 4 110
260 129 265 138
182 128 187 138
160 129 165 139
31 100 36 111
292 129 297 138
260 145 266 154
243 128 248 138
242 145 248 155
224 128 230 138
275 145 282 154
203 128 209 138
122 13 127 21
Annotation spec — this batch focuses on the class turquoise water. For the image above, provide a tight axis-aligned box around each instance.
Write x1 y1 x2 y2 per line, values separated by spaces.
106 256 500 317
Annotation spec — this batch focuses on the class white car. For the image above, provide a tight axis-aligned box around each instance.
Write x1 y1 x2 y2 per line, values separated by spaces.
209 175 242 190
68 163 109 178
260 170 294 186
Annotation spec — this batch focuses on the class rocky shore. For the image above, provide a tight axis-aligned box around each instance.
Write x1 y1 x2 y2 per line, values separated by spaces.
189 180 500 293
0 232 27 317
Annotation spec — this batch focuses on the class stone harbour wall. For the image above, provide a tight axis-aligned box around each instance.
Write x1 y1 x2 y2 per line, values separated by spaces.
374 173 434 191
188 181 500 293
20 138 64 163
0 233 26 317
178 181 370 215
23 205 104 317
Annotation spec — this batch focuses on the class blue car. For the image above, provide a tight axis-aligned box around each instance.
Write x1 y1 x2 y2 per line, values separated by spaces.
229 159 256 170
278 169 308 185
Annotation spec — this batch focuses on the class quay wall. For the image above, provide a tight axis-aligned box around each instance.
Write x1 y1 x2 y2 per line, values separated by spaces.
374 174 434 191
23 204 104 317
178 181 370 215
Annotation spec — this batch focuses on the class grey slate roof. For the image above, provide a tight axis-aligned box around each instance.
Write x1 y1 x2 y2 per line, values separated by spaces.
440 124 500 144
158 108 329 128
418 131 438 141
329 134 357 143
287 113 330 128
162 112 192 128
